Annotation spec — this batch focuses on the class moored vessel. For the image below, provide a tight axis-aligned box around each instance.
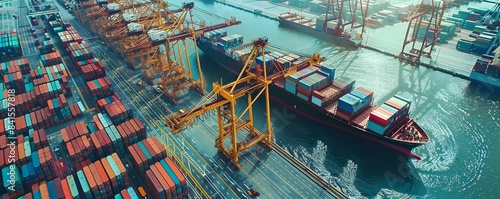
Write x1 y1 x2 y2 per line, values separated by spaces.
196 29 430 152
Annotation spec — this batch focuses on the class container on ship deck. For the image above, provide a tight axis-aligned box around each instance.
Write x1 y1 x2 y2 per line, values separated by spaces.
349 88 372 106
332 76 355 91
369 105 397 127
337 93 362 114
298 73 328 95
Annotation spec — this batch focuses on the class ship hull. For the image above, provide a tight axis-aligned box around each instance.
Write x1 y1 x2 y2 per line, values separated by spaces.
197 41 424 152
470 71 500 90
278 17 361 48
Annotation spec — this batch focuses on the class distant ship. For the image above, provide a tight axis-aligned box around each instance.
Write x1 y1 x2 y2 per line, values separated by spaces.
276 0 369 47
469 48 500 89
278 12 362 47
196 29 429 153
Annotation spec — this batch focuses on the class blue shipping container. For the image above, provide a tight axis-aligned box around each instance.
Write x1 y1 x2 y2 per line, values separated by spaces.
337 94 361 114
349 90 370 103
127 187 139 199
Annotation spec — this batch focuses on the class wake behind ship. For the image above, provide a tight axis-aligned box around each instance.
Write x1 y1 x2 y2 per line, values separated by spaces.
196 29 429 153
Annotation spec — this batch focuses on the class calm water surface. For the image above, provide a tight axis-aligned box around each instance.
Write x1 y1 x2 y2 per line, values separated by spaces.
171 0 500 198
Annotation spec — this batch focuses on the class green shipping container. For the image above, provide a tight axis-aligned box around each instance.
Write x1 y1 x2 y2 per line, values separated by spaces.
2 165 23 193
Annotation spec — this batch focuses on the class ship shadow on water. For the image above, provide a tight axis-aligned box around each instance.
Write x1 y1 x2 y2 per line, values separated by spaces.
351 148 427 198
465 83 500 100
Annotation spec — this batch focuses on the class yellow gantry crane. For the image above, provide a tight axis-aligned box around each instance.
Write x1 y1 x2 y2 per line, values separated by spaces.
118 2 240 103
103 0 179 49
84 0 150 34
164 38 326 168
400 0 446 61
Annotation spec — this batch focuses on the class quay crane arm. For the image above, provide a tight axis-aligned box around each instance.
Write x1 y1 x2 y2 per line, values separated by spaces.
82 0 112 8
85 0 150 18
164 38 326 168
122 2 241 53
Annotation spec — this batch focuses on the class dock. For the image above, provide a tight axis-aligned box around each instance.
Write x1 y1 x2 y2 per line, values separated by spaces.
50 2 349 198
213 0 482 80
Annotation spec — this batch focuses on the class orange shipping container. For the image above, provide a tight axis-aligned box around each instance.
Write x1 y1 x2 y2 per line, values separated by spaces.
166 157 187 186
100 159 117 188
149 165 172 197
154 162 175 193
61 178 72 199
121 189 132 199
83 166 97 191
94 161 111 198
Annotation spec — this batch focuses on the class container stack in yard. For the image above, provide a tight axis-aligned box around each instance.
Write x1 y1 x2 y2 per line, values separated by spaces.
416 20 457 44
368 96 411 135
115 187 140 199
39 39 56 54
145 157 188 199
103 100 133 125
80 59 106 81
67 42 94 63
41 51 63 67
0 30 22 60
0 58 30 75
446 7 499 54
87 77 113 99
1 9 193 199
128 137 168 173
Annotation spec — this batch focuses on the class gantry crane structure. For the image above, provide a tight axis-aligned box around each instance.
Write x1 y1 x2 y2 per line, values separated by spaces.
83 0 151 34
74 0 114 24
102 0 183 49
400 0 446 62
164 38 326 168
323 0 368 41
117 2 240 103
481 0 500 30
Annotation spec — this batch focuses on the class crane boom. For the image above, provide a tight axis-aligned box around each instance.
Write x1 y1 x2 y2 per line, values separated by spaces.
164 37 326 168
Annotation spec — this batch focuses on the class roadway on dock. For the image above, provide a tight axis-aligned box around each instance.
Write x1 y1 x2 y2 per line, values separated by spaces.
54 2 347 199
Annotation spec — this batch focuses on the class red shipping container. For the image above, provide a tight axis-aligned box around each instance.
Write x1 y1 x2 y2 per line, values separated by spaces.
145 170 163 199
369 107 395 126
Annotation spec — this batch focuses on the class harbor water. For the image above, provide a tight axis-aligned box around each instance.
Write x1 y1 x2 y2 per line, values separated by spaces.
171 0 500 198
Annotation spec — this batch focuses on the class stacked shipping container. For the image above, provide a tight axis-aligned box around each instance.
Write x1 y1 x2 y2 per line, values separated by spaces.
285 66 319 95
87 77 113 99
74 153 131 199
115 187 140 199
40 51 62 67
0 30 22 60
127 136 167 172
144 157 188 199
368 96 411 135
67 42 94 63
103 100 132 125
336 87 374 121
0 58 30 75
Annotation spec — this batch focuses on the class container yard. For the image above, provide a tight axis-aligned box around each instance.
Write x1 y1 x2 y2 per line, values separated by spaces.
1 0 500 198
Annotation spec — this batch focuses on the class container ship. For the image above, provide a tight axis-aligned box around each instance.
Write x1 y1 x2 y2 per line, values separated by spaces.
277 12 362 47
469 47 500 89
197 29 429 151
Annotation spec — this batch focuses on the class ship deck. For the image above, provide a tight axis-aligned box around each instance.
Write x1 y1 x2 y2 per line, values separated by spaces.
352 105 379 129
47 2 348 199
